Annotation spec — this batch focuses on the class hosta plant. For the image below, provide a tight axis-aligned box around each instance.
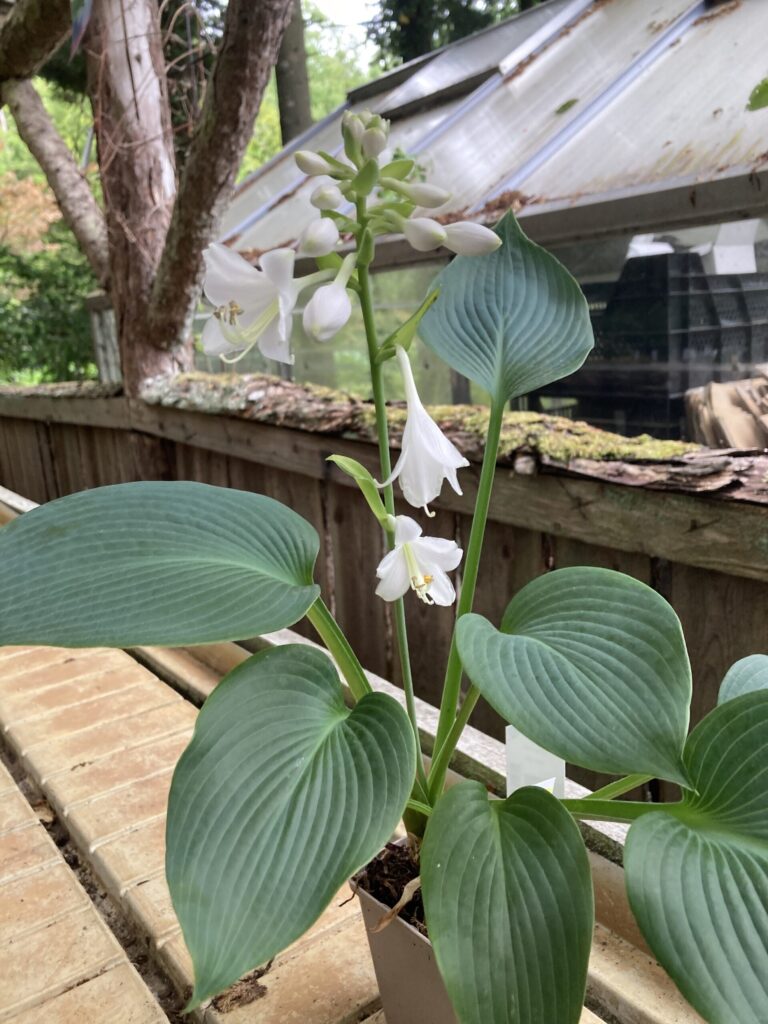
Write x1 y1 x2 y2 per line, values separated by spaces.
1 112 767 1024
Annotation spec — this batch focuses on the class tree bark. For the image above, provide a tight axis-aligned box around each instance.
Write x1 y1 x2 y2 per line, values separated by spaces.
275 0 312 145
1 79 109 286
86 0 186 394
0 0 70 81
148 0 294 351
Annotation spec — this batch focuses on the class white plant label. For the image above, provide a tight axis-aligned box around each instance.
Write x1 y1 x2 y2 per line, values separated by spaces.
505 725 566 798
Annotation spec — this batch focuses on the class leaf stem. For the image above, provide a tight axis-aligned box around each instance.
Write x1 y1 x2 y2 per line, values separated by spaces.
427 397 505 801
307 598 371 702
585 774 653 801
562 798 666 824
356 199 429 796
406 798 433 818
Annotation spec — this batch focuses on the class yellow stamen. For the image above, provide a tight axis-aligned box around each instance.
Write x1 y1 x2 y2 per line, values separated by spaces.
403 542 433 604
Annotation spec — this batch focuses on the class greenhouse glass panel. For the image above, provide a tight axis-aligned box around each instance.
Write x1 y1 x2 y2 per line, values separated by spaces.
520 0 768 200
420 0 696 213
375 0 575 116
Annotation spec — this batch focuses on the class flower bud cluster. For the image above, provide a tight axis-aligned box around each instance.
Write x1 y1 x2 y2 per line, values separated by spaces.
294 110 500 260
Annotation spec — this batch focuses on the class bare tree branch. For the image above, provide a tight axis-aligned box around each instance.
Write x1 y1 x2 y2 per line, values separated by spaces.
0 0 71 82
1 78 109 286
149 0 294 347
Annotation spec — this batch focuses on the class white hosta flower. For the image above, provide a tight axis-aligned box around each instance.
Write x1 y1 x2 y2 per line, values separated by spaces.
376 515 462 606
402 216 447 252
310 183 344 210
302 253 355 342
380 346 469 512
299 218 340 257
443 221 501 256
303 283 352 341
201 244 297 364
295 150 334 176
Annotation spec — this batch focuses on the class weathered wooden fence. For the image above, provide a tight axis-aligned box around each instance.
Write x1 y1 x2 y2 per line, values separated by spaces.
2 379 767 797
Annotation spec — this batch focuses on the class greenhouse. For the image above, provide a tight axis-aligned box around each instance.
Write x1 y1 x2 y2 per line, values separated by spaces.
214 0 768 437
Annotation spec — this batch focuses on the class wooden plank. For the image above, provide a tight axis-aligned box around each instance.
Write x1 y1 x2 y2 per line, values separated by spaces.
0 395 130 429
126 403 768 584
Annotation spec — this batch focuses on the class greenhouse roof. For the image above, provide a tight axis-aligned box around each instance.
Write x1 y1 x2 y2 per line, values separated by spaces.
220 0 768 264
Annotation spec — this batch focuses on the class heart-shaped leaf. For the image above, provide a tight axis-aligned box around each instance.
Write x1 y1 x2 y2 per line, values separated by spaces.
0 481 320 647
166 644 415 1007
418 211 593 402
625 691 768 1024
718 654 768 705
421 782 593 1024
456 567 691 785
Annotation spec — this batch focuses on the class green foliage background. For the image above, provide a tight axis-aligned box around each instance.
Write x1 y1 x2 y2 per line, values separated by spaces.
0 221 97 383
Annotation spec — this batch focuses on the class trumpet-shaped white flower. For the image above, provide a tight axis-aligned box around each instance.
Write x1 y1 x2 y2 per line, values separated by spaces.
380 346 469 513
376 515 462 606
201 244 298 364
299 218 340 257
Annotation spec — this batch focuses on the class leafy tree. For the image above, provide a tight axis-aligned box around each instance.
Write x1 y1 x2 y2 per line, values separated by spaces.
239 4 367 178
0 219 97 383
368 0 540 66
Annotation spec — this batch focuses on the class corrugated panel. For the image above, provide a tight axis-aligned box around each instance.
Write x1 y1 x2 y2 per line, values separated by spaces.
520 0 768 201
420 0 697 213
234 99 466 252
375 0 574 116
219 108 348 240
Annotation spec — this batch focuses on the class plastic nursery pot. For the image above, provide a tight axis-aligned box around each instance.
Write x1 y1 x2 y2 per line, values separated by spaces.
352 875 458 1024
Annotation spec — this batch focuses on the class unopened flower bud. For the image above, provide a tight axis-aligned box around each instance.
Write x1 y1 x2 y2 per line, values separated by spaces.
400 181 451 208
303 283 352 342
402 216 447 252
295 150 334 176
299 218 340 257
362 127 388 159
310 183 344 210
443 221 502 256
342 111 365 143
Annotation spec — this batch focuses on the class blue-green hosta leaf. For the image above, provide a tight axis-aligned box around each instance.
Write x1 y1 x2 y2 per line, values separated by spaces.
418 211 593 402
456 567 691 785
421 783 593 1024
0 482 320 646
167 644 416 1007
625 691 768 1024
718 654 768 705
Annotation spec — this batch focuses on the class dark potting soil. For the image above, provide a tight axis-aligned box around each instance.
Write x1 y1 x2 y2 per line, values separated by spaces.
354 841 428 936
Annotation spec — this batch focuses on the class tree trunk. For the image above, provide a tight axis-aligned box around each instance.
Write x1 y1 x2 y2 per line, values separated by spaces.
86 0 189 395
275 0 312 144
149 0 294 350
1 78 109 286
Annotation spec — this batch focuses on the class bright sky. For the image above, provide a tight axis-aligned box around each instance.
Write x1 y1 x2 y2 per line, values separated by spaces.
313 0 377 65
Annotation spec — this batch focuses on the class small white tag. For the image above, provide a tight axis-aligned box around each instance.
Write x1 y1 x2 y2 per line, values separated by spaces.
505 725 565 798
